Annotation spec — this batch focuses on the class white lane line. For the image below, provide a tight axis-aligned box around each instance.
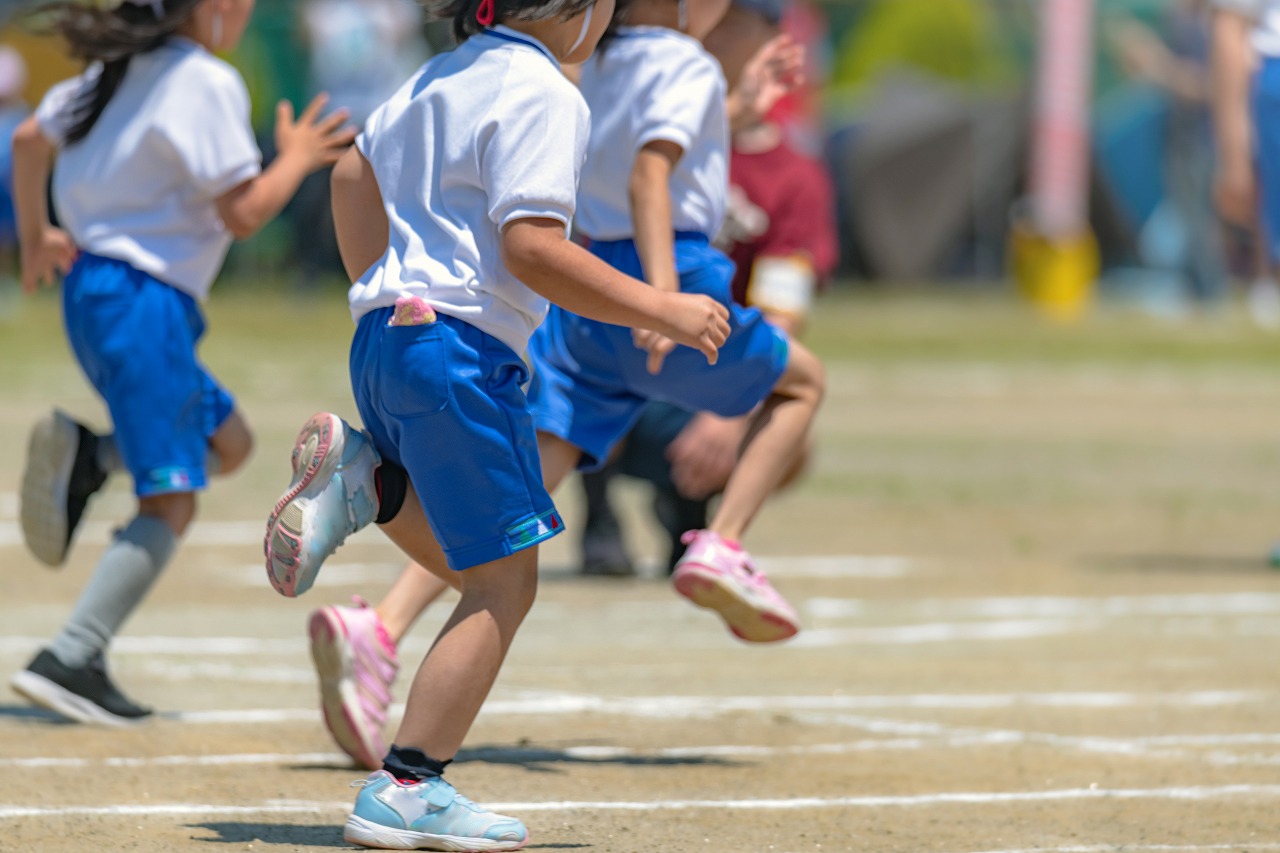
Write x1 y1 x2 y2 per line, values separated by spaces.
959 845 1280 853
0 636 306 655
809 593 1280 620
4 784 1280 820
152 689 1268 725
0 752 345 769
793 618 1090 647
12 730 1280 769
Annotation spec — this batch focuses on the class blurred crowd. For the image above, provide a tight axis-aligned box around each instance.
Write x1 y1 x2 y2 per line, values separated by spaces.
0 0 1272 319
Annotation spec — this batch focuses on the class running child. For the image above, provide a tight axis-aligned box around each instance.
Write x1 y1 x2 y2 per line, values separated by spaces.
11 0 354 725
292 0 818 774
527 0 825 639
261 0 730 844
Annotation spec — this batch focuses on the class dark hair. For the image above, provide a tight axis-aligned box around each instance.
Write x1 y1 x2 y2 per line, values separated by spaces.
594 0 633 54
22 0 202 144
422 0 595 45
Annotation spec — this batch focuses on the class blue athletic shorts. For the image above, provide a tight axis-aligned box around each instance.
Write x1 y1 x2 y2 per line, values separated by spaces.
62 253 234 497
527 233 789 470
349 308 563 571
1255 58 1280 260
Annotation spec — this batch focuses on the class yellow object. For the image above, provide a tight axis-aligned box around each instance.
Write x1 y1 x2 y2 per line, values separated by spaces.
0 28 78 106
1009 224 1100 323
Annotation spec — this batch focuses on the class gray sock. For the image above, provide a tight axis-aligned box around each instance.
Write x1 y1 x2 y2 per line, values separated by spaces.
48 515 179 669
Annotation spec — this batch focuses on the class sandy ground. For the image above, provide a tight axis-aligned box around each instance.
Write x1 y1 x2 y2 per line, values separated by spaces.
2 292 1280 852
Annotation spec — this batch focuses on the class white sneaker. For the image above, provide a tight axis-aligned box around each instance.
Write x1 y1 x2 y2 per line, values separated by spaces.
264 413 379 597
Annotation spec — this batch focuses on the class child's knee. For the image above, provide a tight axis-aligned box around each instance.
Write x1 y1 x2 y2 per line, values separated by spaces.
778 344 825 405
211 412 253 475
138 491 198 535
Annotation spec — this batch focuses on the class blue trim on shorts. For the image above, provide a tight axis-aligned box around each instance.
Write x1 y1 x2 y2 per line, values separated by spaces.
350 308 563 571
62 253 234 497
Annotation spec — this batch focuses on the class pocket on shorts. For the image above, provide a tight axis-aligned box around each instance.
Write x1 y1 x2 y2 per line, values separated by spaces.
378 324 451 418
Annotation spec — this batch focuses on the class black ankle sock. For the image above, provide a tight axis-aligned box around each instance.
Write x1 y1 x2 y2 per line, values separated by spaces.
374 462 408 525
382 745 451 782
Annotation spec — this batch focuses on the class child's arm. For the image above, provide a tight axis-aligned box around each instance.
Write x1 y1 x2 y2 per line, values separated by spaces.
502 218 729 364
216 95 355 239
330 147 389 282
12 116 78 294
1212 7 1257 226
628 140 687 372
726 34 804 133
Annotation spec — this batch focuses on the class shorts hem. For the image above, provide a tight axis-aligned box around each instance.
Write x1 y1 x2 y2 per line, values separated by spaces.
444 508 564 571
133 467 207 498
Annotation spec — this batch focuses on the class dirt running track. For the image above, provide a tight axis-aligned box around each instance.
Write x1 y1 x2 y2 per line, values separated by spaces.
1 293 1279 852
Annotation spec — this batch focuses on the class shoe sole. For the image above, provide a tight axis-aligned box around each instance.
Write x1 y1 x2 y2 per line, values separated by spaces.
344 814 528 851
10 669 146 727
309 608 385 771
264 414 346 597
19 412 78 567
672 565 799 643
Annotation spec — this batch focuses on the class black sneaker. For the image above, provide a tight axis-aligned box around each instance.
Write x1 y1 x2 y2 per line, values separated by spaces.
20 410 109 566
579 467 635 577
10 649 152 725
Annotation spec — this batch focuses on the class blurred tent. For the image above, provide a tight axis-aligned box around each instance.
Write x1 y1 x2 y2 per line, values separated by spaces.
830 75 1024 281
828 74 1137 283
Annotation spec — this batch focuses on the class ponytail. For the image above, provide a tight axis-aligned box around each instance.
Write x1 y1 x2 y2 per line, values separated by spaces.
22 0 203 143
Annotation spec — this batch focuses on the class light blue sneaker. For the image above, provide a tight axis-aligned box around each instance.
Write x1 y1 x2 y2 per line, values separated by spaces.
264 413 379 597
343 770 529 851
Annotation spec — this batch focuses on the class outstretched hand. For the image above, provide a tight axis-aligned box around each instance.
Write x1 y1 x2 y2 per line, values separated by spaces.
275 94 358 173
731 34 805 129
21 227 78 294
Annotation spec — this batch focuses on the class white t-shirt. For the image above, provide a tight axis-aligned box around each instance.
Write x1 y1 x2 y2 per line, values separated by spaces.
1215 0 1280 56
349 27 590 355
574 27 728 242
36 39 261 301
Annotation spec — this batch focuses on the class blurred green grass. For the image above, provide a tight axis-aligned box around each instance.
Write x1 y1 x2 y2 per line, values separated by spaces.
6 284 1280 393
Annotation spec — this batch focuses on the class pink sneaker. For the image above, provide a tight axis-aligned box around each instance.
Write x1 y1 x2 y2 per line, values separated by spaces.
672 531 800 643
308 597 400 770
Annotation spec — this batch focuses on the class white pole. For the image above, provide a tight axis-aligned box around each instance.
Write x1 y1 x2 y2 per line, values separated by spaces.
1029 0 1096 241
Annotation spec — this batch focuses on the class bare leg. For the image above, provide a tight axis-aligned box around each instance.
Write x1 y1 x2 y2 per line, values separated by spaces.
708 341 824 541
387 506 539 758
208 410 254 477
373 433 582 643
376 489 458 642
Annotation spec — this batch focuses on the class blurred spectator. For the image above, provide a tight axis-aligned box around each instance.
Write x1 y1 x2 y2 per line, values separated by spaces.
1211 0 1280 326
576 0 838 576
1112 0 1229 308
290 0 429 285
0 46 28 289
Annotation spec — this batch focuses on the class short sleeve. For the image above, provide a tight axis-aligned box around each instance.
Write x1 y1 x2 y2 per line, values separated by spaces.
635 51 722 153
480 61 589 228
159 59 262 198
34 73 95 147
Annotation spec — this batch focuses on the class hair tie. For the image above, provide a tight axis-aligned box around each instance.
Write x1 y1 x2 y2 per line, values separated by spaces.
476 0 495 26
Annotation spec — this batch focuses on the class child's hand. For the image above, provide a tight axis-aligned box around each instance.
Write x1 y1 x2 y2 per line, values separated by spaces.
20 226 78 294
633 327 677 375
646 292 730 374
275 94 357 174
730 34 805 129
